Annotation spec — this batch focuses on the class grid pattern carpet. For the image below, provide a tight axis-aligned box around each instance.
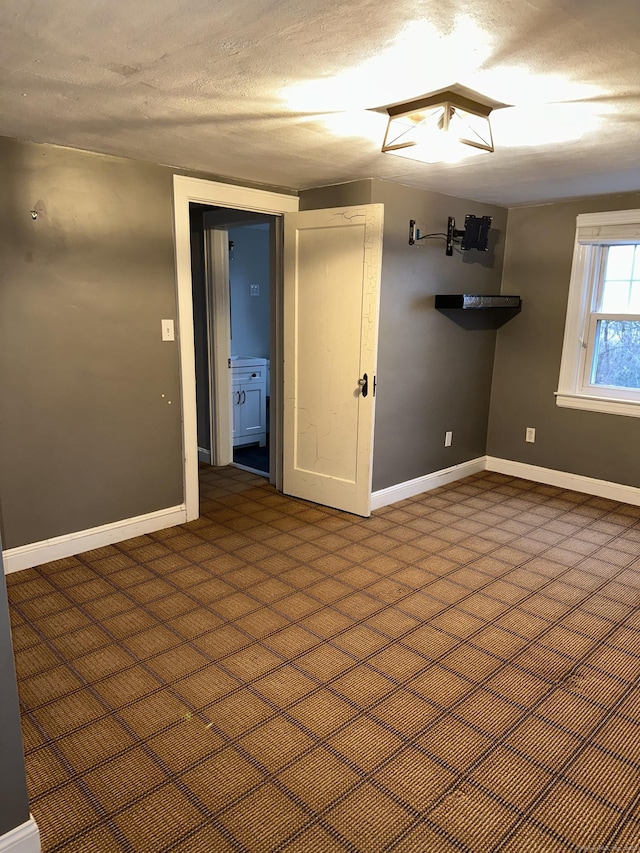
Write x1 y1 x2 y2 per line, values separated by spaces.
6 467 640 852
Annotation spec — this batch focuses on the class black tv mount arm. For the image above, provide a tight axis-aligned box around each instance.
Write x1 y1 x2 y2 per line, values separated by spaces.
409 215 492 256
446 217 466 256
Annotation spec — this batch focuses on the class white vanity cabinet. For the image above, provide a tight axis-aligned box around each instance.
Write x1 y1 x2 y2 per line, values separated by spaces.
231 357 268 447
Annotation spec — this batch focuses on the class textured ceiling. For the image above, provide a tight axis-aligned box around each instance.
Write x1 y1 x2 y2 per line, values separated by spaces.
1 0 639 206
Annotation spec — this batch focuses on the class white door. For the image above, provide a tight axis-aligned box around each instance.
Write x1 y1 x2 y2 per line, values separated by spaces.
283 204 383 517
204 224 233 467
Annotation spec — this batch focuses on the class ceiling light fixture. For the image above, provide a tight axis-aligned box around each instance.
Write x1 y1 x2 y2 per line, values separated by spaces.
382 88 495 164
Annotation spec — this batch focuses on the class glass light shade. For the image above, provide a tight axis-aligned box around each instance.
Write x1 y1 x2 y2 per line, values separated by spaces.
382 91 494 164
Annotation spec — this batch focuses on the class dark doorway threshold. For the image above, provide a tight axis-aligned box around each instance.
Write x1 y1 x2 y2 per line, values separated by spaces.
233 438 269 475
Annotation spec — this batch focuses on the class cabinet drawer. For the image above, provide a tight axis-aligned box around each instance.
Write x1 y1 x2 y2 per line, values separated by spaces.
232 367 265 384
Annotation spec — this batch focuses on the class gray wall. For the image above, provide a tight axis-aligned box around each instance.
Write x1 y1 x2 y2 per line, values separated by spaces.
488 192 640 487
299 179 373 211
0 546 30 837
299 179 508 491
229 225 270 359
0 136 184 549
370 180 508 490
6 133 637 556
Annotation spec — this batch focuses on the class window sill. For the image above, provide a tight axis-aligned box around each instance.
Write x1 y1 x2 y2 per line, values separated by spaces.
555 392 640 418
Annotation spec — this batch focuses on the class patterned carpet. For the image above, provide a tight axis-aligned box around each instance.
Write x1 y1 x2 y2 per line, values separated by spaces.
6 466 640 852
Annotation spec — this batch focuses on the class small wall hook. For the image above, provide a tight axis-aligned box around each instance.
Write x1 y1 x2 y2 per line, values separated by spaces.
31 210 38 220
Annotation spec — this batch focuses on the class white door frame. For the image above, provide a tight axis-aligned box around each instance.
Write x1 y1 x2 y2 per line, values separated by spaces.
172 175 299 521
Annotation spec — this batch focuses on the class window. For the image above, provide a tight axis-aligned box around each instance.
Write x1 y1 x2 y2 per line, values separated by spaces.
556 209 640 417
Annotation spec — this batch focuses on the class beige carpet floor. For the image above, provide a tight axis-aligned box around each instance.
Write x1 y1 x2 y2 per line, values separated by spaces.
6 466 640 852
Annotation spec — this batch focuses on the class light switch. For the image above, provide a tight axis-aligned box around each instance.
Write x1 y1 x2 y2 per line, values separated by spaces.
250 284 260 297
161 319 175 341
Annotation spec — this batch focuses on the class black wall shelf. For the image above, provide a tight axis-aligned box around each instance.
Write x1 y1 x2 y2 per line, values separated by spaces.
435 294 521 310
435 294 521 329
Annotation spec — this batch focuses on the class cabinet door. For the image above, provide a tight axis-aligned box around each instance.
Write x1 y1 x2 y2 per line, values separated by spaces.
240 384 264 436
231 384 242 440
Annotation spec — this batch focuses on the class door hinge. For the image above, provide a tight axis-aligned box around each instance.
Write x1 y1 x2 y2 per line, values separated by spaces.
373 375 377 397
228 357 231 368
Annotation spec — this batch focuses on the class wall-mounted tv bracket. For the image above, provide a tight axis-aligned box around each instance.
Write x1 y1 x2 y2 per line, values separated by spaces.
408 219 448 247
446 215 492 256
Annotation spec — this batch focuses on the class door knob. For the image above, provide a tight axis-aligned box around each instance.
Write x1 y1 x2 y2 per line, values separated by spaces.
358 373 368 397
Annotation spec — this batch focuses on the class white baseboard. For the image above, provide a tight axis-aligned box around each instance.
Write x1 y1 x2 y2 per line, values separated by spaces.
372 455 640 512
0 817 40 853
3 505 187 574
6 458 638 574
485 457 640 506
371 457 487 510
198 447 212 464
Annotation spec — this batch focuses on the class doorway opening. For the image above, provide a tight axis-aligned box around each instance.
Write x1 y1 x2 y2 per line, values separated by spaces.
172 175 299 522
189 204 277 481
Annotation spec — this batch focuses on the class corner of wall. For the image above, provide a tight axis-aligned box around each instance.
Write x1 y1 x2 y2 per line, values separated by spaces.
486 204 516 458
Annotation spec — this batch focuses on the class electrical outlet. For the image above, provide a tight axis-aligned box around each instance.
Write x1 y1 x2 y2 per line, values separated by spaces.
250 283 260 297
444 431 453 447
526 427 536 443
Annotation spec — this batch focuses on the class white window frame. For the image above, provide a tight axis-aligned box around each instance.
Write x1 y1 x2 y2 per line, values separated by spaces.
556 209 640 418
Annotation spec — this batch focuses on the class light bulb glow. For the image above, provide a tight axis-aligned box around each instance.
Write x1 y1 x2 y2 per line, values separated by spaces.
278 14 609 155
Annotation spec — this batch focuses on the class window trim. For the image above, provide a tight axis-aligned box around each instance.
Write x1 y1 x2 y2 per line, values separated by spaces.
556 208 640 418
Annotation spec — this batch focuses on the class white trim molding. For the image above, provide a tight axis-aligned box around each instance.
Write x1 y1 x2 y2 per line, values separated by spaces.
371 457 487 510
372 455 640 512
3 505 187 574
6 456 639 574
574 207 640 241
485 457 640 506
555 391 640 418
0 817 40 853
